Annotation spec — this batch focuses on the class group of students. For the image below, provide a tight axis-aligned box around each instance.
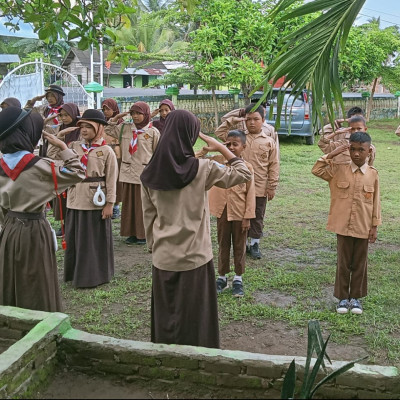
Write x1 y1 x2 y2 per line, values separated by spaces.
0 85 385 349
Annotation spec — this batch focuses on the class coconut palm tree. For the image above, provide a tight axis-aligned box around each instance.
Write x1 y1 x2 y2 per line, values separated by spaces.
259 0 367 125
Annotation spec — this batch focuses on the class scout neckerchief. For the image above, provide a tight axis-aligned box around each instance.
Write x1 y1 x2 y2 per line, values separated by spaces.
47 105 62 125
129 122 152 155
0 151 36 181
80 139 106 170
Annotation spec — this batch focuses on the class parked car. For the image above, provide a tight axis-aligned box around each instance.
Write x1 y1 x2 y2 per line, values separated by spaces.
255 88 319 145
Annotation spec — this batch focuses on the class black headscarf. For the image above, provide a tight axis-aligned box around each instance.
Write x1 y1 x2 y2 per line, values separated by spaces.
140 109 200 191
0 112 44 154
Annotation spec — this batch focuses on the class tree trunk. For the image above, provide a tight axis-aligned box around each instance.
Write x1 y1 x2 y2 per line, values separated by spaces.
212 87 219 128
366 77 378 122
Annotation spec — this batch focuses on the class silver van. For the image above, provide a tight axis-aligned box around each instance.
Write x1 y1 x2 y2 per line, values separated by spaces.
262 88 317 145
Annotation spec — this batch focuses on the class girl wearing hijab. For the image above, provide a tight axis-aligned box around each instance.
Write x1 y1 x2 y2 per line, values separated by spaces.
151 99 175 135
105 101 160 245
0 106 85 312
46 103 81 231
56 109 118 289
102 98 124 219
140 109 252 348
0 97 21 109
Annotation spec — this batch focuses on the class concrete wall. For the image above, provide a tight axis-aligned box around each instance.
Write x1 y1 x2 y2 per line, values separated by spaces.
0 306 399 399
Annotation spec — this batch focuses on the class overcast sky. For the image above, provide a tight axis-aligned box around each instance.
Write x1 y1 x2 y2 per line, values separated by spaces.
0 0 399 40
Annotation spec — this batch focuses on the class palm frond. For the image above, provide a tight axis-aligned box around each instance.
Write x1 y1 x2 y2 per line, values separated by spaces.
254 0 366 127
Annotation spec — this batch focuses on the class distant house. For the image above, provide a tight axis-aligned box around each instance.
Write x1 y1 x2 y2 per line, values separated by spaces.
0 53 20 76
61 48 181 89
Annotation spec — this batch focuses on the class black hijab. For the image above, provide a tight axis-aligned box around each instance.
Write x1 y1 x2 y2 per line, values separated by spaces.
0 112 44 154
140 109 200 191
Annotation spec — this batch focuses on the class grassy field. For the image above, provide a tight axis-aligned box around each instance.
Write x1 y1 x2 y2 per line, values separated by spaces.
54 119 400 367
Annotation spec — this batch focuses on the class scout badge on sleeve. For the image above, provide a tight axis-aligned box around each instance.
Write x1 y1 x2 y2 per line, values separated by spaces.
93 183 106 206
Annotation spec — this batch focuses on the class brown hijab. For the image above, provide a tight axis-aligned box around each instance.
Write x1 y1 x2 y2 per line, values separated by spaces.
140 110 200 191
43 91 64 117
1 97 21 108
152 99 175 135
129 101 150 130
102 98 121 121
59 103 81 144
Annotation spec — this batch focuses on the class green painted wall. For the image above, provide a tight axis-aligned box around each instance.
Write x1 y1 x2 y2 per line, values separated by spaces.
108 75 123 89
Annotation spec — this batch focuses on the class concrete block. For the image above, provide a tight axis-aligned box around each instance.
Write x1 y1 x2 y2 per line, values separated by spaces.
246 362 284 379
179 370 217 386
94 360 139 376
204 360 242 375
0 327 24 340
160 356 199 370
117 351 159 366
139 366 177 380
216 373 265 389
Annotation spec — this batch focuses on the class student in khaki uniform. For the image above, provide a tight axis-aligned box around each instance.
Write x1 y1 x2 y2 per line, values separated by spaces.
0 107 85 312
46 103 81 234
61 109 118 289
102 98 124 220
215 104 279 260
318 116 376 165
151 99 175 135
312 132 381 315
206 130 256 298
140 110 252 349
105 101 160 245
318 106 364 147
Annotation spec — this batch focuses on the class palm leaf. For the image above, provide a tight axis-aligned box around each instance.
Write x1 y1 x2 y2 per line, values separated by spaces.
253 0 366 127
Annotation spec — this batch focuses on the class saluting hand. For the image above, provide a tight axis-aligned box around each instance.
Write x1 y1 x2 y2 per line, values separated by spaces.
57 127 78 138
327 143 349 159
43 131 68 150
111 112 129 122
150 108 159 118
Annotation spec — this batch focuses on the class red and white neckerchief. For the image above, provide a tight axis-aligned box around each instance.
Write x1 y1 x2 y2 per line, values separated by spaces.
80 139 106 170
0 153 35 181
47 105 62 125
129 122 152 155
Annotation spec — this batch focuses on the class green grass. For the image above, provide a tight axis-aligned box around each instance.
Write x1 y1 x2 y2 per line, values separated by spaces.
54 119 400 367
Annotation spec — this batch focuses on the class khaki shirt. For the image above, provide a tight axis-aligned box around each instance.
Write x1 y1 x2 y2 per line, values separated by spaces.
105 122 160 184
66 139 118 210
141 158 252 272
208 158 255 221
311 156 382 239
215 118 280 197
318 132 375 165
0 149 85 224
395 125 400 136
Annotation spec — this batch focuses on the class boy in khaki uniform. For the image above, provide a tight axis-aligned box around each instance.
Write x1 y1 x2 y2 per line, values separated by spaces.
312 132 381 315
215 104 279 259
204 130 255 297
318 116 375 165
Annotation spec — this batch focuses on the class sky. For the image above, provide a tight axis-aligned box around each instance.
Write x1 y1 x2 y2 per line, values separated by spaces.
0 0 399 39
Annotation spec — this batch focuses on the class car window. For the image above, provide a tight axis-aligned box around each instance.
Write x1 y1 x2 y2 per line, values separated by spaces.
268 93 304 107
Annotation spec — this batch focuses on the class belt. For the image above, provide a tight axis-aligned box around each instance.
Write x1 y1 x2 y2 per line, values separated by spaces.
7 210 45 220
82 176 106 183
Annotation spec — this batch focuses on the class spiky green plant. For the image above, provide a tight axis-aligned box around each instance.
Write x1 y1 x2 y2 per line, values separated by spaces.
281 320 368 399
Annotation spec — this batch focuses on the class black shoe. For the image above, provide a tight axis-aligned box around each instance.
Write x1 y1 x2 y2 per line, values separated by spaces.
232 280 244 297
136 238 146 245
111 206 120 219
216 277 229 294
125 236 137 245
249 243 262 259
56 229 63 238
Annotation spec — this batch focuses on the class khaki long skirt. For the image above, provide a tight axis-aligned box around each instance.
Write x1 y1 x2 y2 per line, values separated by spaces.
0 213 63 312
64 209 114 288
151 260 220 349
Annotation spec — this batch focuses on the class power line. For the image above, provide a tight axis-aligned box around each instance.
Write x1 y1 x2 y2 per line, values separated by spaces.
364 7 400 20
358 13 400 27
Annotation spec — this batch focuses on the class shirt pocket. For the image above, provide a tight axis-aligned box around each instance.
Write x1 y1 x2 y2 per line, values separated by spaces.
362 184 374 203
257 144 270 165
336 181 350 198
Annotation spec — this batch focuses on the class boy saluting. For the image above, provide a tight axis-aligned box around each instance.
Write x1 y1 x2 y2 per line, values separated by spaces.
312 132 381 315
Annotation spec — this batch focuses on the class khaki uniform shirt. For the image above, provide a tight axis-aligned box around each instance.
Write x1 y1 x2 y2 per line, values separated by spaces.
66 139 118 210
311 156 382 239
215 118 280 197
318 132 375 165
141 158 252 272
395 125 400 136
105 122 160 184
0 149 85 224
208 157 255 221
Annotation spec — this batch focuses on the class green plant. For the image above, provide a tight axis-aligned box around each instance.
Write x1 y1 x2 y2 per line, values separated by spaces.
281 320 368 399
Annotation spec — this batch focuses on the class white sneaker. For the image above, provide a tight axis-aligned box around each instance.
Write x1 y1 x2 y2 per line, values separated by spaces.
349 298 363 315
336 299 350 314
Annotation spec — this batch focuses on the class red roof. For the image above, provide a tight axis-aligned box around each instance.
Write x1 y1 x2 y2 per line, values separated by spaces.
144 69 165 76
